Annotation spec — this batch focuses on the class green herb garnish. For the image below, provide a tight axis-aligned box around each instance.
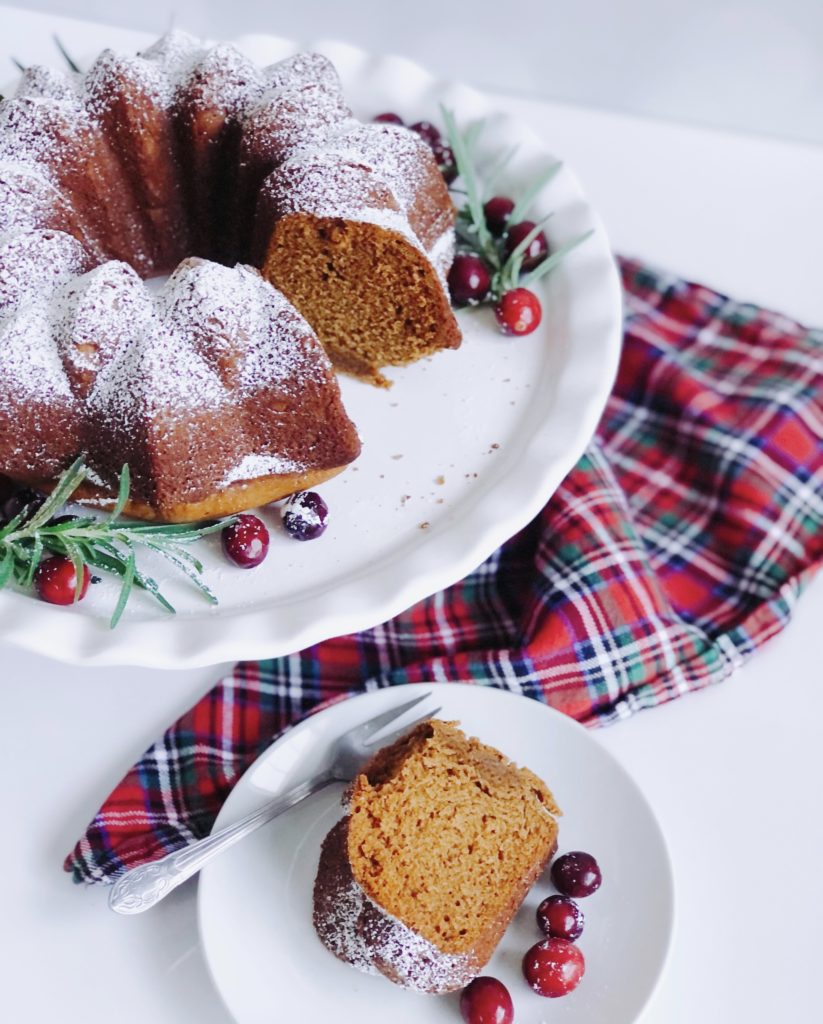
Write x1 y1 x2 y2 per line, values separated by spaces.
0 458 234 628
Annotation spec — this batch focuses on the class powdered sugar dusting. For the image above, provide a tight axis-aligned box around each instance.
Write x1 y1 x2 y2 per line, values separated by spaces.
0 30 454 503
314 821 475 994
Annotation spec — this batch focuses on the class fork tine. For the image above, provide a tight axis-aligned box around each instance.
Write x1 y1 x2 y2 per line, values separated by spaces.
356 691 433 740
366 706 443 749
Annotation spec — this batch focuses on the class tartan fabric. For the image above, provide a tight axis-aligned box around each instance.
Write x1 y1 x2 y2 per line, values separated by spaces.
65 257 823 883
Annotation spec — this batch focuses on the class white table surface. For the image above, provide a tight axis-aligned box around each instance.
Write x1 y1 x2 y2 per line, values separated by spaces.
1 5 822 1023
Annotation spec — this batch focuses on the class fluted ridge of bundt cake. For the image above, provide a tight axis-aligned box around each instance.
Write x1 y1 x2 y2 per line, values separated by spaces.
313 720 560 993
0 31 459 517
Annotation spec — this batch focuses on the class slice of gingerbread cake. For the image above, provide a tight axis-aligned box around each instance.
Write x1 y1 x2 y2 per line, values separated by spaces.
313 719 561 993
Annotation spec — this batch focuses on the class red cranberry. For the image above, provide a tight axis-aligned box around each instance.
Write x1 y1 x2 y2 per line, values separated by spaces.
523 938 585 998
551 851 602 898
409 120 441 148
504 220 549 271
34 556 90 606
281 491 328 541
494 288 542 336
483 196 515 236
459 977 513 1024
537 895 585 941
448 254 491 306
432 142 457 184
222 513 269 568
373 112 404 125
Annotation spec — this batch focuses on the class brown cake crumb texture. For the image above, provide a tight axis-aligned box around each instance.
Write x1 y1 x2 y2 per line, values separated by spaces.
313 719 560 992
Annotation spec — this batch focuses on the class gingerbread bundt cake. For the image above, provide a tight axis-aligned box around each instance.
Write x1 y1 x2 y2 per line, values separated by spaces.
0 33 460 520
314 720 560 993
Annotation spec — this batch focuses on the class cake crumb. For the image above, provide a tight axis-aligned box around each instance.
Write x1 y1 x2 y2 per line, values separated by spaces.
434 475 445 485
419 521 430 529
391 454 404 460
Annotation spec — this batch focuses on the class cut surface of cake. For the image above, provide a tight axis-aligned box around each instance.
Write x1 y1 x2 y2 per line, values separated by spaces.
0 31 460 520
313 719 560 993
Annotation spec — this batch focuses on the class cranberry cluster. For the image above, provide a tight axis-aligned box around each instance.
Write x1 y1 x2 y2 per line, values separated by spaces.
373 112 549 339
459 849 602 1022
220 490 330 568
373 111 457 184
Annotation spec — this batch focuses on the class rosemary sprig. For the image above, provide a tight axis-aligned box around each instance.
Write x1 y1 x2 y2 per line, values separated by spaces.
0 458 234 628
441 105 592 301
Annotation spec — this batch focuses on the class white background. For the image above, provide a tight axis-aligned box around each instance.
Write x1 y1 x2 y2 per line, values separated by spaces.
12 0 823 146
1 4 822 1024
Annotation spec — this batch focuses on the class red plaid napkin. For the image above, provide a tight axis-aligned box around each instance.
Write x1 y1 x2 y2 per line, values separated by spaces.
66 257 823 883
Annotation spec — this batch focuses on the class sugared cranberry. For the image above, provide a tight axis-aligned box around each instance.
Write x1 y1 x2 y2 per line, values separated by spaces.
432 142 457 184
373 112 404 125
34 556 90 606
523 938 585 998
537 895 585 941
459 976 513 1024
1 487 45 525
448 254 491 307
551 851 602 898
281 491 328 541
504 220 549 271
409 120 441 148
494 288 542 336
483 196 515 237
222 513 269 568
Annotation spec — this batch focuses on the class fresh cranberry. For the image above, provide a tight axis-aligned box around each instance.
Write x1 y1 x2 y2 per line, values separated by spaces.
537 895 585 941
504 220 549 271
494 288 542 336
409 120 441 148
222 513 269 568
459 976 513 1024
523 938 585 998
448 254 491 307
483 196 515 237
551 851 602 898
281 491 328 541
34 556 90 606
432 142 457 184
373 112 404 125
2 487 45 525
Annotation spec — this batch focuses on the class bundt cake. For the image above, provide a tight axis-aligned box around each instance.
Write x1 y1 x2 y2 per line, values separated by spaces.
313 720 560 993
0 32 460 521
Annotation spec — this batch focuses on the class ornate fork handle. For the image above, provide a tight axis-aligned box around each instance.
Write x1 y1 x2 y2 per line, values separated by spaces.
109 770 335 914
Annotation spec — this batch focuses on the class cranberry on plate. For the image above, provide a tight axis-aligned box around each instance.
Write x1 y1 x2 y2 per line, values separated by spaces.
459 976 514 1024
551 851 602 898
483 196 515 237
281 491 329 541
221 513 270 568
537 894 585 941
34 556 91 606
503 220 549 271
522 937 585 998
448 254 491 307
494 288 542 336
373 111 404 125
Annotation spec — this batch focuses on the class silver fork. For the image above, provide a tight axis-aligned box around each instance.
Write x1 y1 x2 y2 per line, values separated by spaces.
108 692 439 915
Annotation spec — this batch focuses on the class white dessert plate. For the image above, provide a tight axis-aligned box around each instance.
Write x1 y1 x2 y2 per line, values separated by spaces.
198 684 674 1024
0 25 622 667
